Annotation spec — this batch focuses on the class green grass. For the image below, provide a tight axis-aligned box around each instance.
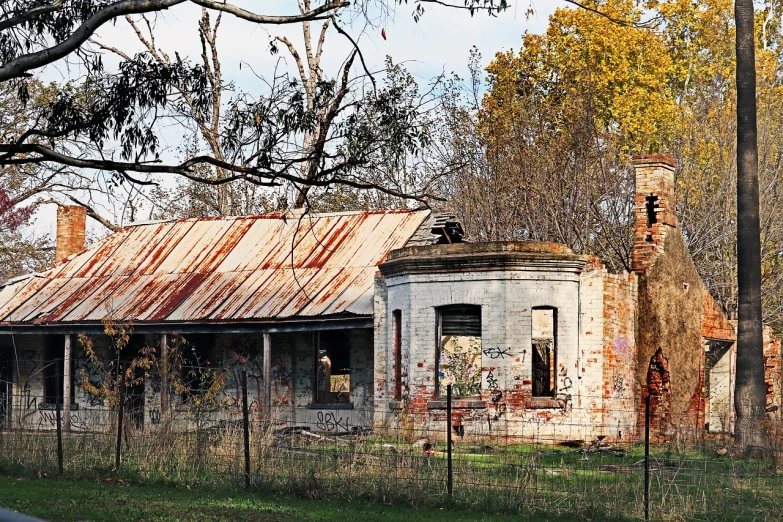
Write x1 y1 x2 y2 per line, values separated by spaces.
0 476 549 522
2 428 783 520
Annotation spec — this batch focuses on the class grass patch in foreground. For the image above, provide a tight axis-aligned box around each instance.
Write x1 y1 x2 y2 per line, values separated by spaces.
0 475 550 522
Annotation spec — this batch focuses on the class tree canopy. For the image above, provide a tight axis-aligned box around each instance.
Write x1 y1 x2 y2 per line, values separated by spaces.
441 0 783 334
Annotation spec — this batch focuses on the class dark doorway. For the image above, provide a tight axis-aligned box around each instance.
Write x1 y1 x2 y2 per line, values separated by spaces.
123 335 149 430
43 336 74 406
0 342 12 428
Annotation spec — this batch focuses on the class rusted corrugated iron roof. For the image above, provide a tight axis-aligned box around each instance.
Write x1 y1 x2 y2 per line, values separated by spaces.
0 210 430 325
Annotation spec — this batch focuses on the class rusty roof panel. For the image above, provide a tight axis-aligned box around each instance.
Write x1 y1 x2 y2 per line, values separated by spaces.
59 276 129 322
0 210 430 325
2 277 72 323
63 228 134 279
0 277 42 320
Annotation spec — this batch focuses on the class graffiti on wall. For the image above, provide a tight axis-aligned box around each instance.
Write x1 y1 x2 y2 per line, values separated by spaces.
36 409 88 430
610 338 633 395
557 366 573 410
315 411 349 432
75 356 105 406
222 352 293 416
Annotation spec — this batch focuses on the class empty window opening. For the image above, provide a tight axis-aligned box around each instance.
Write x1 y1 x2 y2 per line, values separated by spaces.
705 340 734 433
393 310 403 401
437 305 482 398
645 194 659 227
315 330 351 404
177 333 216 405
532 307 557 398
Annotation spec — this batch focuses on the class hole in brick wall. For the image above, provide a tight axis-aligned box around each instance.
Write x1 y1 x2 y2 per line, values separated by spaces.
645 234 653 242
646 347 671 439
645 194 659 227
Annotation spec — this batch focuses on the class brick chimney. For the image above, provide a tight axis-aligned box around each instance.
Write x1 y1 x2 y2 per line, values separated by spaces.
55 205 87 262
631 154 678 274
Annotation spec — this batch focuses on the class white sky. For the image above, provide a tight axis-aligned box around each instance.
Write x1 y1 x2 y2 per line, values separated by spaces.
30 0 570 240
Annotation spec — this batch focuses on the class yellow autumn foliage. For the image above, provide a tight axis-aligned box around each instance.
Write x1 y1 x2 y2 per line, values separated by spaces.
469 0 783 328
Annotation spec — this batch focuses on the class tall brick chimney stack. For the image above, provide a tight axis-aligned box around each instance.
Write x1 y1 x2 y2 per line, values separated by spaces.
55 205 87 262
631 154 678 274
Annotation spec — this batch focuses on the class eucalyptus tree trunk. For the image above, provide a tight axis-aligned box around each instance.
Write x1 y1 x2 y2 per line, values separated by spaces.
734 0 766 452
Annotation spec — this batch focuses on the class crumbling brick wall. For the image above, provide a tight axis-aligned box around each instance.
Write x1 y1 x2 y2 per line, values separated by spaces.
763 326 781 416
636 225 706 433
601 270 638 440
633 154 710 436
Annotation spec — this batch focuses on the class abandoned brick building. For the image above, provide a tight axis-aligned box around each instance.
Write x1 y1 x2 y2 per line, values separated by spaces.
0 154 779 440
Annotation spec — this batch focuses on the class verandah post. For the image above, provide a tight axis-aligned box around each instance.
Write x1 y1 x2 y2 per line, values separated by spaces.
242 369 250 489
115 368 125 470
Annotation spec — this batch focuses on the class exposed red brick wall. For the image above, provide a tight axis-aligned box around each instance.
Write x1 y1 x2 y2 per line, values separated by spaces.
701 290 736 342
631 155 678 274
633 155 707 435
643 347 672 440
55 205 87 262
763 326 781 413
601 270 637 439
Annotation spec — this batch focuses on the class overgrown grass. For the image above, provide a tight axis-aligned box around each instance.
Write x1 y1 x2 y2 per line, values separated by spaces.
2 425 782 521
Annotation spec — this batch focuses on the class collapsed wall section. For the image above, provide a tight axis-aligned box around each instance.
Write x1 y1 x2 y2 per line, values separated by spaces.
636 226 706 434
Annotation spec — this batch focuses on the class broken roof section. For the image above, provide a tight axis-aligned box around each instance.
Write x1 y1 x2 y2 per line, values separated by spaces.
0 209 435 328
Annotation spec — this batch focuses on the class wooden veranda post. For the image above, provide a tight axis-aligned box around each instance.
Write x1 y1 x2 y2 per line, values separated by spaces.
160 334 168 419
263 333 271 420
63 334 72 431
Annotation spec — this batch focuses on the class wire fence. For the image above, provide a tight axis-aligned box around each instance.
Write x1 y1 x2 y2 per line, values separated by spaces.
2 374 783 521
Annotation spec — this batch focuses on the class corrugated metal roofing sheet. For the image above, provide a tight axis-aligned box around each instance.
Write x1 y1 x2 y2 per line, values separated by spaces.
0 210 430 325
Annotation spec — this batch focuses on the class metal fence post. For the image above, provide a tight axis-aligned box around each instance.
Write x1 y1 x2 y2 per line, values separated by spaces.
242 369 250 489
115 369 125 471
447 383 453 497
644 393 650 522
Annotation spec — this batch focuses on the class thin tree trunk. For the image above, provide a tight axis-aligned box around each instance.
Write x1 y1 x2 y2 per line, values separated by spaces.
734 0 766 452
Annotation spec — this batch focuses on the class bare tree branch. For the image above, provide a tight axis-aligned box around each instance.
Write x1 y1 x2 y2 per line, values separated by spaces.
0 0 354 81
190 0 349 24
563 0 660 28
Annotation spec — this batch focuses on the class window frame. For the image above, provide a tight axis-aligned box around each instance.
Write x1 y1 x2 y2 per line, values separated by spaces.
435 304 482 399
312 330 352 405
392 309 403 401
531 306 557 399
